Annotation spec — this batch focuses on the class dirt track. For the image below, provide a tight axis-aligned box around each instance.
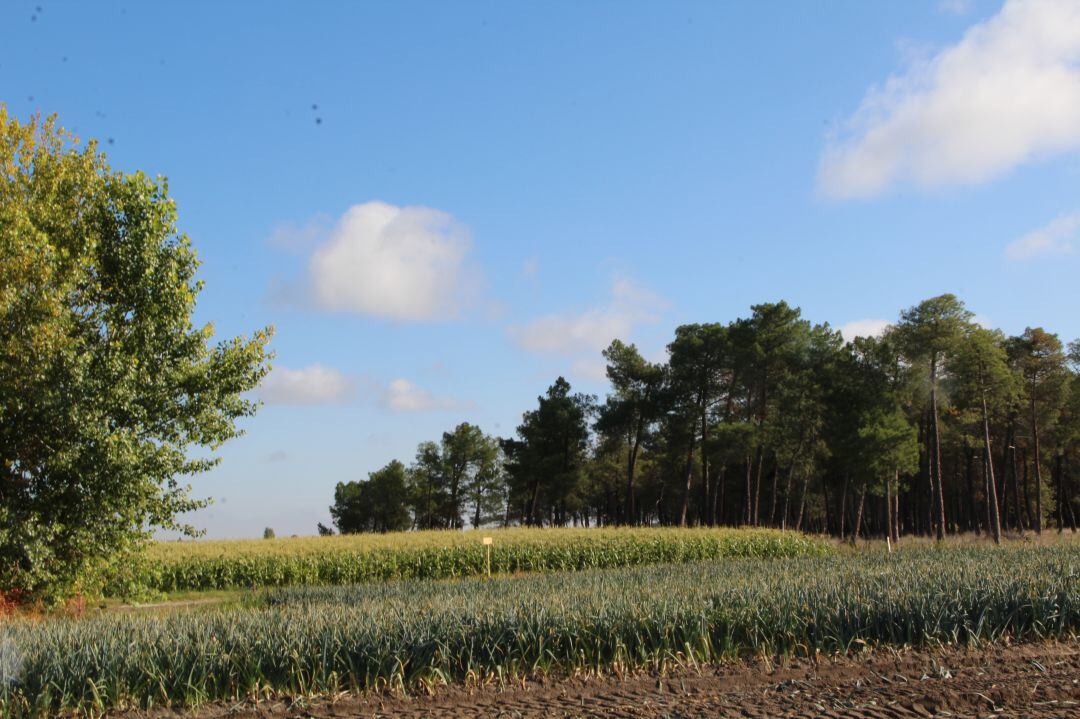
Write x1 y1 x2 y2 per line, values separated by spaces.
134 641 1080 718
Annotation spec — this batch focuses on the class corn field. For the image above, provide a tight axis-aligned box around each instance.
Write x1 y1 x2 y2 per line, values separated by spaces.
4 544 1079 716
107 527 828 595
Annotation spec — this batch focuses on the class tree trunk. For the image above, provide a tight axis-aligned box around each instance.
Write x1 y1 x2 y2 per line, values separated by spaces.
625 427 641 526
982 397 1002 543
839 474 849 540
752 445 764 526
1032 389 1044 534
885 470 894 543
965 446 977 534
700 409 710 526
1067 453 1075 531
929 354 946 541
768 462 780 526
852 484 867 544
1055 451 1064 533
892 469 901 543
679 434 696 527
743 454 753 525
714 464 725 526
795 471 810 531
781 462 795 530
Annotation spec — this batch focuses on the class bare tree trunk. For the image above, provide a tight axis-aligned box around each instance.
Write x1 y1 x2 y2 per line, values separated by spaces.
752 445 764 526
1055 451 1064 533
781 462 795 530
794 469 811 531
892 469 901 543
679 435 696 527
885 471 893 547
624 428 640 525
982 396 1002 544
714 465 725 526
768 462 777 524
852 484 867 544
1066 455 1078 532
930 355 946 541
823 476 833 535
1032 385 1043 534
1022 447 1033 529
839 474 849 541
965 446 977 534
700 410 711 525
743 454 753 525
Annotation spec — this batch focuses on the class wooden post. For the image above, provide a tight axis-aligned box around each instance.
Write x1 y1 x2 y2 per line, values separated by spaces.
482 536 493 578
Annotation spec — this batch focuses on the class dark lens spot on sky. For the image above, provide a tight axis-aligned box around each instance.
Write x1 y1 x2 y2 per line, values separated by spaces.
108 138 115 145
311 103 318 110
315 117 322 125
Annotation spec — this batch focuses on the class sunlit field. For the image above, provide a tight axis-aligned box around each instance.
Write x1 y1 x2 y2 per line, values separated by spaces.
109 526 829 596
4 543 1079 716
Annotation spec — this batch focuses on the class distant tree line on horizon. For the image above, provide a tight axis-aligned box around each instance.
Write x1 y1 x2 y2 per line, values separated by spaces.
328 294 1080 542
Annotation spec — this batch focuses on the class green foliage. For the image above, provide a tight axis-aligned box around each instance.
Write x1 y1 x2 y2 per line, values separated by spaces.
502 378 595 525
262 528 275 540
102 527 824 594
330 460 412 534
5 544 1079 715
0 110 272 602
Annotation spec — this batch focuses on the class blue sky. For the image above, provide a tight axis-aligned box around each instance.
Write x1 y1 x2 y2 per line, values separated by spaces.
4 0 1080 537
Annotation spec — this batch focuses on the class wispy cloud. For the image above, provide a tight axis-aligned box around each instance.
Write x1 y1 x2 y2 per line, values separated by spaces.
1005 212 1080 260
819 0 1080 198
260 364 354 405
378 378 474 413
507 275 667 355
838 318 891 342
938 0 974 16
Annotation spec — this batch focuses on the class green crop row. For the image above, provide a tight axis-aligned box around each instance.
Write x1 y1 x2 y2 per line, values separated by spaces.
5 545 1080 716
107 527 829 595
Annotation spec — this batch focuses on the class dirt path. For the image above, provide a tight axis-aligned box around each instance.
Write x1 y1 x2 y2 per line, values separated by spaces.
131 641 1080 718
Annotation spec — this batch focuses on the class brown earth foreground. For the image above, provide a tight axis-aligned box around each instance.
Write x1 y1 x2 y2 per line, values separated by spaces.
132 641 1080 719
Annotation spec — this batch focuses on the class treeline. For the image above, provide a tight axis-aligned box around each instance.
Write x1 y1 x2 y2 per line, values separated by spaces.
329 294 1080 541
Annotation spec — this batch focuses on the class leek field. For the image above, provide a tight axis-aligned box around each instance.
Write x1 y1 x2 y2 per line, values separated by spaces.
4 543 1080 716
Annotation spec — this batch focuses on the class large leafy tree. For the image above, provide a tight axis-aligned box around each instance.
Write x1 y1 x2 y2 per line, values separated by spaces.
950 326 1015 542
1010 327 1069 533
440 422 502 529
595 339 665 524
895 294 971 541
331 461 412 534
0 111 271 600
503 377 594 526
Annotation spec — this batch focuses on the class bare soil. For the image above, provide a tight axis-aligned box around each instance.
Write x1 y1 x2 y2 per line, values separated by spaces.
124 640 1080 718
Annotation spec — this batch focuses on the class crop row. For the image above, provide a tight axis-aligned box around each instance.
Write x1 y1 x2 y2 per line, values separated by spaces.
108 527 828 594
5 545 1080 715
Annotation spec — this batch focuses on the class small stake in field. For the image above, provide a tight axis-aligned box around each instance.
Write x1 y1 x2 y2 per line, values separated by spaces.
482 536 493 578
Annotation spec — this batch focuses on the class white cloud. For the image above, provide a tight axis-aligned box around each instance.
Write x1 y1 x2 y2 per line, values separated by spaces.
508 276 667 354
307 201 478 321
379 378 473 413
267 214 330 253
839 319 891 342
570 358 610 383
1005 211 1080 259
939 0 974 16
819 0 1080 198
260 364 354 405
